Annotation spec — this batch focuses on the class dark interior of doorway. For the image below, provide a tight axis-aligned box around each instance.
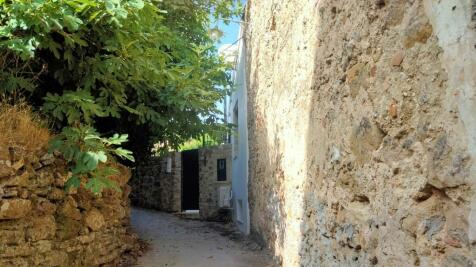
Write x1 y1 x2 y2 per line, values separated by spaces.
181 149 199 210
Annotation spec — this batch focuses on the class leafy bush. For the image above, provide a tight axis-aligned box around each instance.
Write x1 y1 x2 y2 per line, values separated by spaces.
178 134 222 151
49 125 134 194
0 0 240 192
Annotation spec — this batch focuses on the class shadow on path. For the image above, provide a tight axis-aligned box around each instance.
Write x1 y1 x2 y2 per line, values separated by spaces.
131 208 273 267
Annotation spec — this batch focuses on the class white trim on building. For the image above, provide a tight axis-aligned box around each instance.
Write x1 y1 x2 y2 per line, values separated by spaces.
227 25 250 235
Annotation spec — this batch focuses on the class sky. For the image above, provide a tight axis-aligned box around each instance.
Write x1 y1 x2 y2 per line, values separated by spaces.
194 4 244 126
212 8 244 122
213 0 247 48
214 17 241 48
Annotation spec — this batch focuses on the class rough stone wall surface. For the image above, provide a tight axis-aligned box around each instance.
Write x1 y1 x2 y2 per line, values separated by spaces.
246 0 476 266
0 149 137 267
130 157 162 209
130 152 181 212
199 145 232 220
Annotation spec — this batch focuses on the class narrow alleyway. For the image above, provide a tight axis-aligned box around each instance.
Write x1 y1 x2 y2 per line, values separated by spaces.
131 208 273 267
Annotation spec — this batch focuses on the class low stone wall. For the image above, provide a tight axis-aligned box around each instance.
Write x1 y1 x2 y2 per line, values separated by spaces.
130 152 181 212
0 148 137 267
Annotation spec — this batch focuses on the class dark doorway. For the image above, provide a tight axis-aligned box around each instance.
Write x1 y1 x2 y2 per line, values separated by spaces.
181 149 199 210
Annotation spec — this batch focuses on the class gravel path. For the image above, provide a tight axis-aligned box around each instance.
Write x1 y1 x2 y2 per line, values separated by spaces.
131 208 273 267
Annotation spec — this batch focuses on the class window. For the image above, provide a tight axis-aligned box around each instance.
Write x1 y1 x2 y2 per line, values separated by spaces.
217 159 227 181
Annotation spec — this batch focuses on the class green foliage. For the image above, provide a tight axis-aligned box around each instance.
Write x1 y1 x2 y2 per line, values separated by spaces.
178 133 221 151
50 125 134 194
0 0 240 192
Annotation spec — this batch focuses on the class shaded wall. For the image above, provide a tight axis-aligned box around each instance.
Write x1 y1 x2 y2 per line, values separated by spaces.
130 152 181 212
245 0 476 266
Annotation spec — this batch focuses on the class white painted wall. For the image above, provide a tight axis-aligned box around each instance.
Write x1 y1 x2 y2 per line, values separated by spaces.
229 25 250 235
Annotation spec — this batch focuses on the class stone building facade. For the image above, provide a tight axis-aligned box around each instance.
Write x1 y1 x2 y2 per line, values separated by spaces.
243 0 476 266
130 145 232 220
199 145 232 220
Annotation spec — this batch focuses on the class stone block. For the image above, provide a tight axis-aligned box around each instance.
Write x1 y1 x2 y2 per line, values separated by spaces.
31 250 69 267
0 244 34 257
27 215 56 241
0 164 13 178
0 257 29 267
32 171 54 188
59 196 81 221
1 171 29 187
40 153 55 166
0 229 25 245
47 188 65 201
33 198 57 216
56 217 83 241
0 199 32 220
84 209 105 231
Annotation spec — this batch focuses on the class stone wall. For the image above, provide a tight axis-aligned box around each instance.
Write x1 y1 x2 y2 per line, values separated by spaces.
130 152 181 212
0 148 137 266
245 0 476 266
199 145 232 220
130 146 232 220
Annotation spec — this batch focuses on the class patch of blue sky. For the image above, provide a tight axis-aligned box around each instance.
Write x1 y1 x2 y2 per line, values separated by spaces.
211 1 246 122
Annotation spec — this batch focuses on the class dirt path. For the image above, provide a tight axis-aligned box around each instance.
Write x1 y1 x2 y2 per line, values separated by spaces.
131 208 273 267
